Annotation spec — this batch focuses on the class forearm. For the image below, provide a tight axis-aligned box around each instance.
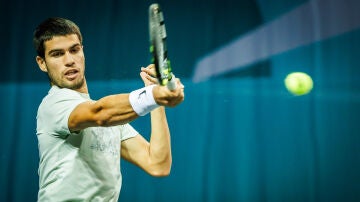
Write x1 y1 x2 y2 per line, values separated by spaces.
93 94 139 125
70 85 162 131
69 93 138 131
148 106 172 173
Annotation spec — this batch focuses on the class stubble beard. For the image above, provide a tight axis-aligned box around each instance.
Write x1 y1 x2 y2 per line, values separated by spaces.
62 76 85 90
46 67 85 90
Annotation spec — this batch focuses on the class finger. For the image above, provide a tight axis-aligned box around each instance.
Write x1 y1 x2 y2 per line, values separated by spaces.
140 72 150 84
141 67 157 77
146 64 155 69
175 78 185 89
147 75 159 84
142 72 159 84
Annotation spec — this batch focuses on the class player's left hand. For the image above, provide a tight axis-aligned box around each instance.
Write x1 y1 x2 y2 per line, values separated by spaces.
140 64 159 86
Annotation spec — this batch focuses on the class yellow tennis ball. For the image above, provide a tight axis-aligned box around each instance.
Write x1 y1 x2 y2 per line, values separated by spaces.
284 72 313 96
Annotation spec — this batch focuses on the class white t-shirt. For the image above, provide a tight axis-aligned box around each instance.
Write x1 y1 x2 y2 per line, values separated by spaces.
36 86 138 202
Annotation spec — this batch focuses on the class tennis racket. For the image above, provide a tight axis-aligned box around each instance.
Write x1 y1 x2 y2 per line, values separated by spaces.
149 3 177 90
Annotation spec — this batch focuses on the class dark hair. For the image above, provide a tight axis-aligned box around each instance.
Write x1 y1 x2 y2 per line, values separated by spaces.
33 17 83 58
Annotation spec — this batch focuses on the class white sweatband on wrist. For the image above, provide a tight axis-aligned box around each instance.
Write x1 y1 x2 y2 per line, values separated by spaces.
129 85 159 116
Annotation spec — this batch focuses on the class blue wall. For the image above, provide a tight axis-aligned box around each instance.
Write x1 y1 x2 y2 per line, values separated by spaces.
0 0 359 201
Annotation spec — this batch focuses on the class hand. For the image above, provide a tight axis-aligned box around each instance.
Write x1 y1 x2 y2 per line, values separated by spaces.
140 64 159 86
153 79 185 107
140 64 184 107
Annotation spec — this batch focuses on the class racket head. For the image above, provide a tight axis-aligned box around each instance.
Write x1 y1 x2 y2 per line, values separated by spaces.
149 3 174 86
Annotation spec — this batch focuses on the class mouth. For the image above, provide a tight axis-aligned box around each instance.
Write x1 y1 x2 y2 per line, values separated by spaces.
64 69 79 80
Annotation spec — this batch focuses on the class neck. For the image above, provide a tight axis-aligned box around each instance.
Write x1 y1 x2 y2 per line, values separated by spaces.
75 79 89 94
51 79 89 94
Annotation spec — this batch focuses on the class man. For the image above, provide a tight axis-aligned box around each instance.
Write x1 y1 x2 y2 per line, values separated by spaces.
33 17 184 201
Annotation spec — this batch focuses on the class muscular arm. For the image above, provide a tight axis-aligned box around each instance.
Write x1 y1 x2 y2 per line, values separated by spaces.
68 94 138 132
121 106 172 176
119 64 184 176
69 64 183 175
68 83 183 132
68 72 183 133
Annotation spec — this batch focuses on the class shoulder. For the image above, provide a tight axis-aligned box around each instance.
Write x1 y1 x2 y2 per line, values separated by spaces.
37 86 89 119
40 86 87 107
47 86 86 102
36 86 90 136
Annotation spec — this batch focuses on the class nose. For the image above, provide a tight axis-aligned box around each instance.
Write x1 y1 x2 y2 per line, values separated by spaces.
63 51 75 67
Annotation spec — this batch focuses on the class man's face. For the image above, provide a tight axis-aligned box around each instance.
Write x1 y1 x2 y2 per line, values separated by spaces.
36 34 86 91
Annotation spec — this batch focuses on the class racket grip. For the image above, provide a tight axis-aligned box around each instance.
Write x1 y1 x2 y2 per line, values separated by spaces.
167 73 177 90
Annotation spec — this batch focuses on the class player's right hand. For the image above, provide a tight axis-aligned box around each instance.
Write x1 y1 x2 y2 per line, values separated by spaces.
153 79 184 107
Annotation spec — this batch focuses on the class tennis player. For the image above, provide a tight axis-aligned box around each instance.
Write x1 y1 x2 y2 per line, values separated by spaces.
33 17 184 201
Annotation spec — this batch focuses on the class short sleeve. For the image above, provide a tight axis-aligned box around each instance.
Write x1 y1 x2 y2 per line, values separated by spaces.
118 124 138 141
37 87 88 137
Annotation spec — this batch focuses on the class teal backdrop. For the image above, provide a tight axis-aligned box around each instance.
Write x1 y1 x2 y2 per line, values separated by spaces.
0 0 359 201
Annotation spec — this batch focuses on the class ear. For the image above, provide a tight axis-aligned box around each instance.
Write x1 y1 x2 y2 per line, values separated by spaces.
36 56 48 72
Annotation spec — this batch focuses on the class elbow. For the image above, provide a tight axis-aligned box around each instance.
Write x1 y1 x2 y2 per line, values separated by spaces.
149 166 171 177
148 159 172 177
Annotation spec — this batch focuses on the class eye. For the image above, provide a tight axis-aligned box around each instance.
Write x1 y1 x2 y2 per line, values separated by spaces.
50 51 64 57
70 45 81 54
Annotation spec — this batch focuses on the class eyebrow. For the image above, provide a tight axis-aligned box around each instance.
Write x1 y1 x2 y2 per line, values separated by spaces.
47 43 81 55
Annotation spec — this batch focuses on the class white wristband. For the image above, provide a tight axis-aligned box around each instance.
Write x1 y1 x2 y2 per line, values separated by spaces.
129 85 159 116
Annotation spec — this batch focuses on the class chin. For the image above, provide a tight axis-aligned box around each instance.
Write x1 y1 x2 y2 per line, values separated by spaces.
70 81 85 90
59 78 85 90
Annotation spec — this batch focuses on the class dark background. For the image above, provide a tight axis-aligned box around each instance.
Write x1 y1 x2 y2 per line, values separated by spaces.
0 0 359 201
